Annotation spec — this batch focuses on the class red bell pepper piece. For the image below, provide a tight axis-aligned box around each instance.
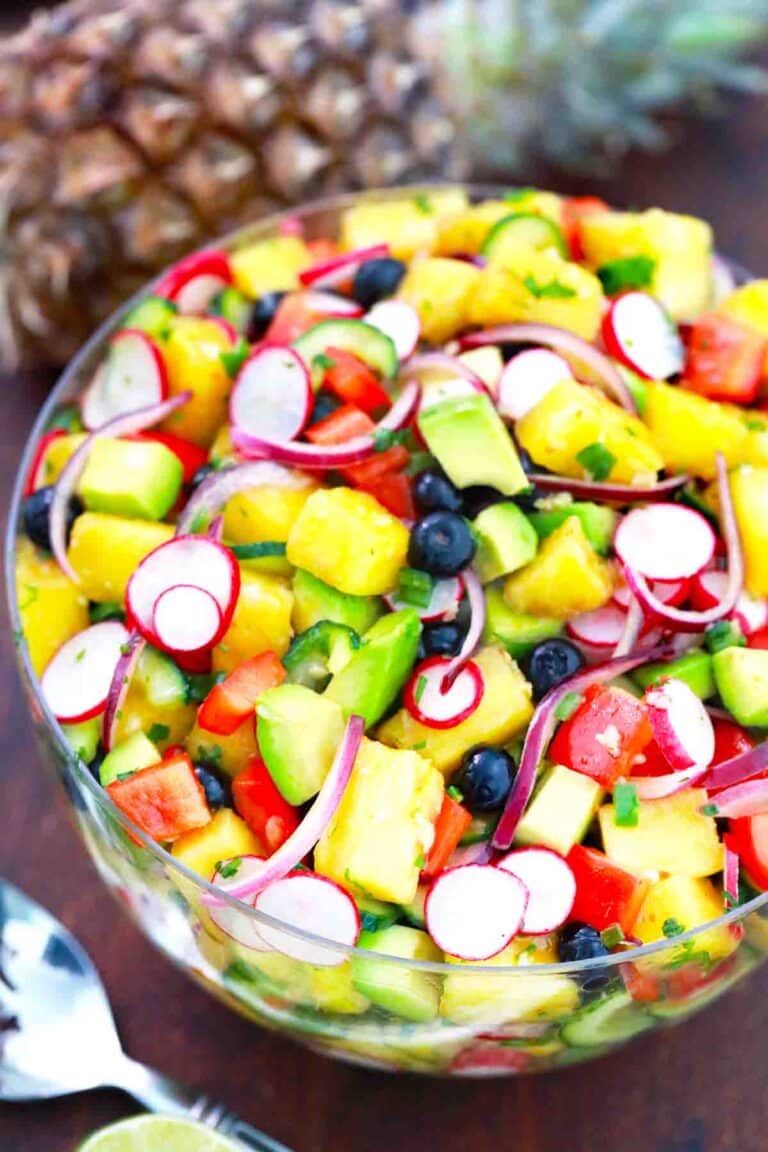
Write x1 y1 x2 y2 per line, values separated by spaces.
548 684 652 787
357 471 416 520
683 312 766 405
130 430 209 485
24 428 66 496
561 196 609 261
319 347 391 413
306 403 409 486
107 752 211 842
566 844 649 935
422 794 473 878
727 815 768 889
749 625 768 651
232 756 300 854
197 652 286 736
712 719 754 766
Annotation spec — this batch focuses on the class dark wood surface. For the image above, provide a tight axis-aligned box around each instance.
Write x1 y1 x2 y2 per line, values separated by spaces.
3 14 768 1149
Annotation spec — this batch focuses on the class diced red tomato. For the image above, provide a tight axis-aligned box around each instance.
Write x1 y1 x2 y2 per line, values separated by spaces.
422 794 473 878
197 652 286 737
727 814 768 890
357 470 415 519
548 684 652 787
712 719 754 766
566 844 649 936
562 196 609 261
320 347 390 413
683 312 766 405
306 402 409 489
130 430 209 485
25 428 66 496
232 756 300 854
749 625 768 651
107 752 211 842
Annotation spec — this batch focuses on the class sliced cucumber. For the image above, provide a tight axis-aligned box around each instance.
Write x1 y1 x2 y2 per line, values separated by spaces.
357 895 400 934
294 319 398 383
561 991 653 1048
209 285 252 333
482 212 567 263
122 295 177 339
135 646 188 708
100 731 161 787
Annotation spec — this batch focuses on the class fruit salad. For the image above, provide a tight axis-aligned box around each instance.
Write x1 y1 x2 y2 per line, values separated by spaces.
14 187 768 1072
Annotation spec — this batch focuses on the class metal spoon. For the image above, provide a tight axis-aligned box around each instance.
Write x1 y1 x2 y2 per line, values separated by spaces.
0 877 292 1151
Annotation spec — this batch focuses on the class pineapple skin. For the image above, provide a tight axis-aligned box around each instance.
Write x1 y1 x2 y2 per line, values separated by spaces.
0 0 463 369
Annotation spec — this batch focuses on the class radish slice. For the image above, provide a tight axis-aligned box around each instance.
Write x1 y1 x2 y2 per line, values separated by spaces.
155 249 233 314
602 291 684 381
152 584 224 653
303 290 364 319
497 349 574 421
175 460 314 536
404 657 484 729
299 243 389 289
645 677 715 771
614 576 690 612
632 764 708 801
691 569 768 636
230 346 312 443
253 874 361 966
567 604 629 649
724 841 739 909
41 621 129 724
497 848 576 935
615 503 715 582
205 715 364 906
708 778 768 818
386 575 463 623
425 864 528 960
81 330 169 430
102 631 145 751
365 300 420 361
126 536 240 646
208 857 271 951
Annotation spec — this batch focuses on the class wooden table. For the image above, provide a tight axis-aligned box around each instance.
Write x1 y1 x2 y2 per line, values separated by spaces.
3 35 768 1152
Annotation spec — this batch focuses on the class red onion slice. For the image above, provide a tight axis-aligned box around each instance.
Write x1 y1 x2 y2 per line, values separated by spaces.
526 472 688 502
707 778 768 819
700 741 768 792
176 460 314 536
492 643 676 849
724 841 740 909
613 596 644 658
460 323 636 413
49 392 192 580
102 631 146 751
203 714 365 906
408 352 487 388
441 567 485 689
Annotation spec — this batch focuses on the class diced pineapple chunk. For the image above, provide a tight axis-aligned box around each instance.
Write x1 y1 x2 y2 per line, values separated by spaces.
286 486 408 596
467 250 604 341
579 208 713 320
208 424 235 465
230 234 311 296
223 480 318 577
398 257 481 343
643 380 748 481
34 432 86 488
340 191 469 259
729 466 768 597
633 876 739 964
599 789 722 878
185 715 260 779
435 200 512 255
377 646 533 775
172 807 262 879
67 512 173 603
310 965 370 1015
212 569 293 674
507 189 565 227
315 737 443 905
15 538 89 675
161 316 234 447
503 517 614 619
516 378 663 486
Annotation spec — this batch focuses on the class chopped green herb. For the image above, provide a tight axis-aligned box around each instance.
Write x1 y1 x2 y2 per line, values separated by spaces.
75 648 86 663
406 451 436 476
745 416 767 432
197 744 222 767
411 741 427 751
447 785 464 803
414 852 426 870
523 274 576 300
576 442 616 482
504 187 536 204
312 352 336 374
705 619 746 654
18 584 38 611
662 945 712 972
373 428 408 453
119 642 132 657
662 917 685 938
216 858 242 879
614 781 639 827
220 337 251 379
188 511 208 535
600 924 626 949
395 566 435 609
700 803 719 817
597 255 656 296
147 722 171 743
554 691 583 722
412 194 432 214
231 541 288 560
115 770 136 782
414 674 428 705
90 601 124 624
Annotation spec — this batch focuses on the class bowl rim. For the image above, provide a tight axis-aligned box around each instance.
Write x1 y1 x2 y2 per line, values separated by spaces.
6 181 768 977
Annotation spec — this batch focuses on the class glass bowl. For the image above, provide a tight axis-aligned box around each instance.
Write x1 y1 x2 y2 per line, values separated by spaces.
7 185 768 1078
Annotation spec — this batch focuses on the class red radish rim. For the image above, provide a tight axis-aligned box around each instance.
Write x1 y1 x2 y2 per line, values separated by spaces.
152 583 224 654
365 300 421 361
497 348 574 421
386 574 464 623
299 243 389 289
102 630 145 751
497 848 577 935
81 329 169 432
724 841 740 909
253 873 361 966
645 676 715 772
155 249 233 303
404 656 484 729
602 291 684 381
41 621 129 724
229 345 313 443
425 864 528 960
24 428 66 497
567 604 629 649
615 503 715 582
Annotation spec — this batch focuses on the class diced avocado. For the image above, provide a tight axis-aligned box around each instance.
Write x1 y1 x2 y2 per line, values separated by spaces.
315 737 444 904
417 393 529 496
351 926 442 1022
78 438 183 521
99 731 161 787
561 991 652 1048
61 717 101 763
122 294 177 338
209 285 252 333
515 764 603 856
472 502 538 583
633 649 715 701
528 500 617 556
713 646 768 726
483 584 562 659
256 684 346 805
598 789 722 878
291 568 382 635
324 609 421 728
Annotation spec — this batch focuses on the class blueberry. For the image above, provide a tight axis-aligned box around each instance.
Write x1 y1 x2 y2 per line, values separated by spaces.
418 621 466 661
352 257 406 309
525 638 585 702
195 765 231 810
22 485 81 552
413 470 464 515
557 923 609 964
408 511 476 577
189 463 216 491
246 291 286 341
308 390 342 426
456 745 516 812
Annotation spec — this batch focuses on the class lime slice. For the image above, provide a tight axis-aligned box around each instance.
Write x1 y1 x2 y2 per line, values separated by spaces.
77 1115 244 1152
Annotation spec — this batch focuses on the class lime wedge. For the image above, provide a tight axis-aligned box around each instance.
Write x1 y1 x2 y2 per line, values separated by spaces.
77 1115 244 1152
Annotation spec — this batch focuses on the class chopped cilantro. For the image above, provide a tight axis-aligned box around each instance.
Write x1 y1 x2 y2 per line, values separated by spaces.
523 274 576 300
216 858 242 879
18 584 38 611
147 722 171 743
745 416 767 432
705 619 746 654
600 924 626 949
662 917 685 938
700 802 719 817
662 945 712 972
395 566 435 609
412 194 432 214
75 648 86 663
220 337 251 379
119 642 133 656
373 428 408 453
614 781 639 827
576 442 616 482
414 851 426 870
116 770 136 782
447 785 464 803
597 255 656 296
411 740 427 751
414 674 428 705
312 352 336 374
554 691 583 722
198 743 222 767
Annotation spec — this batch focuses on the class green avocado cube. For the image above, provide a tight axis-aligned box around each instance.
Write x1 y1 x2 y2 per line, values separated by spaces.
324 608 421 728
417 392 528 495
291 568 382 635
78 438 183 521
472 502 538 583
713 647 768 727
528 500 617 556
352 926 442 1022
633 649 715 701
515 764 604 856
483 584 562 659
99 731 161 787
257 684 346 805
